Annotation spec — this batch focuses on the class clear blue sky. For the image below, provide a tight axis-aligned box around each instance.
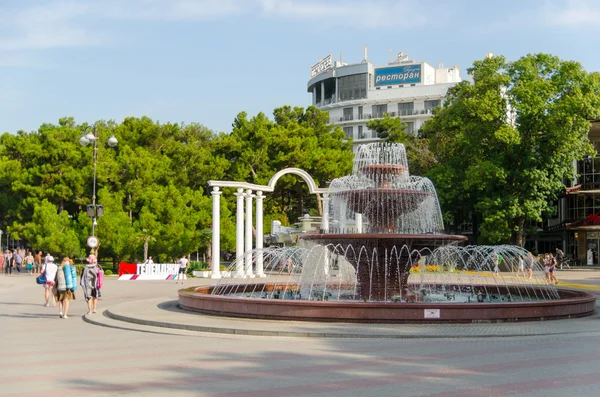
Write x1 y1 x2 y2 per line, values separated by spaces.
1 0 599 135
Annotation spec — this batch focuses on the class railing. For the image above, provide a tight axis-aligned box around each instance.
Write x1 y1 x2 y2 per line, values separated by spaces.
332 109 434 124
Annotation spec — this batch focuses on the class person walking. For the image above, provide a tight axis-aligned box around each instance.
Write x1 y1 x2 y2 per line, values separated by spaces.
555 248 565 269
493 253 502 277
25 251 34 274
41 255 58 307
516 256 525 277
5 250 13 275
13 250 22 273
0 251 4 274
55 257 75 319
548 253 558 285
176 255 188 284
81 254 101 314
34 251 43 275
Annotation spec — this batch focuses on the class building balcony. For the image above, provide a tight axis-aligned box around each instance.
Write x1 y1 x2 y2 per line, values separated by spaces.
331 109 434 124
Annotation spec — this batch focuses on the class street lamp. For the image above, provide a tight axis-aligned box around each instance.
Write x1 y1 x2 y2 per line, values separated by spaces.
79 125 118 237
0 230 3 252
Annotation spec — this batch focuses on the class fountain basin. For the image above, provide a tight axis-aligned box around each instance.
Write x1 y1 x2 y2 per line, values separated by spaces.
302 233 468 302
179 284 596 323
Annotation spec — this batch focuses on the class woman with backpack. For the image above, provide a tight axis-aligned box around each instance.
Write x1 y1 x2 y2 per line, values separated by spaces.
54 257 76 319
41 255 58 306
81 254 102 314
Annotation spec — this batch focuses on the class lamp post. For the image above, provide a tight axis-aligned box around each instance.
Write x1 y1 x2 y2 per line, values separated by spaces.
79 125 118 237
0 230 3 252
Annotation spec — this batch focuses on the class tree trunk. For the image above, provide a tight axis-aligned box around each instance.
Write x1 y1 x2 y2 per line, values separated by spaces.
207 242 212 265
514 217 526 247
143 238 149 262
316 193 322 216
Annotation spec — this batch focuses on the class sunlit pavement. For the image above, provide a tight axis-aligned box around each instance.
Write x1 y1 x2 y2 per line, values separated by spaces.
1 268 600 397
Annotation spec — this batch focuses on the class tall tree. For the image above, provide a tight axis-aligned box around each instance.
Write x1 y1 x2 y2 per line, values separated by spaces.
366 114 436 176
422 54 600 245
215 106 353 225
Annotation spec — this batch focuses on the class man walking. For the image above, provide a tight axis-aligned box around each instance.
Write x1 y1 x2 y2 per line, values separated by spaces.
14 250 23 273
176 255 188 284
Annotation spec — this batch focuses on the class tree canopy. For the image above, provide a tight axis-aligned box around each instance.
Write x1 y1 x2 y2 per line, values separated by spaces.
422 53 600 245
0 106 352 264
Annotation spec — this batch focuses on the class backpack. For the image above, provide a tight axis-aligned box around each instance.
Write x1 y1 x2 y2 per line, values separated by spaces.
97 266 104 289
70 266 78 291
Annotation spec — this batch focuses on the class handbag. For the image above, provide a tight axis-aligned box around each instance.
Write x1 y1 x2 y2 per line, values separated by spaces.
36 273 47 285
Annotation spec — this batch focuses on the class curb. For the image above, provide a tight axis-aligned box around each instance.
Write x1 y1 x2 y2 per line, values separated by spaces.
98 300 600 340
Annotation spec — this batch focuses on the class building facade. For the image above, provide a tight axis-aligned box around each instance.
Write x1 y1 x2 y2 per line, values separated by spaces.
307 49 462 148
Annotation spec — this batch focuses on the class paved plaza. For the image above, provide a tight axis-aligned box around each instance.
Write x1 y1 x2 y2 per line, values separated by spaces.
1 268 600 396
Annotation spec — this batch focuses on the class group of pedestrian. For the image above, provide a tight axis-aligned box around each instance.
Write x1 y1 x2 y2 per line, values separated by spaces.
1 249 46 275
39 253 103 319
515 253 535 280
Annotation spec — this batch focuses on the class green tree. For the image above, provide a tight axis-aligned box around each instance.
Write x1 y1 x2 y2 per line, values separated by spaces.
367 114 436 176
23 200 82 257
215 106 353 224
422 54 600 245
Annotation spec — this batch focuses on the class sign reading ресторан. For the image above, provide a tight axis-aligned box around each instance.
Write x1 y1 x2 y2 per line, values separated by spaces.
311 54 333 78
374 64 422 86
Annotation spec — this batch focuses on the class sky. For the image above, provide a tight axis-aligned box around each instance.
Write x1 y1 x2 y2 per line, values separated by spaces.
1 0 600 135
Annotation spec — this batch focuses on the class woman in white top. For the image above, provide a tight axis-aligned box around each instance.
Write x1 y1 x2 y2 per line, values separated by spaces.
41 255 58 307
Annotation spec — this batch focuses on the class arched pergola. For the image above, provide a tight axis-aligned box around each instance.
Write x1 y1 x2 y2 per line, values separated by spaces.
207 168 329 279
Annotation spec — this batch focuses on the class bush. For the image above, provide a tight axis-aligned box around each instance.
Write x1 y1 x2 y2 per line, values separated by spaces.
186 261 209 276
105 269 113 276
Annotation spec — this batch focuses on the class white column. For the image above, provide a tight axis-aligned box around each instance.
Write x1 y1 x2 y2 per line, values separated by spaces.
245 189 255 278
340 202 347 233
312 86 317 105
234 188 245 278
255 191 266 277
210 187 222 279
321 81 325 103
320 193 330 233
356 213 363 233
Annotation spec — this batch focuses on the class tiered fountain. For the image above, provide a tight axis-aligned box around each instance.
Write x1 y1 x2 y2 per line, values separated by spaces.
302 142 466 302
179 143 596 323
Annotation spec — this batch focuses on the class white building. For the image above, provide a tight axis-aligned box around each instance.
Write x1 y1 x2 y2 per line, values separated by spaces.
307 49 462 148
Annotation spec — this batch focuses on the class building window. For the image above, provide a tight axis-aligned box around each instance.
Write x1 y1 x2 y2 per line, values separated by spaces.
372 104 388 119
358 106 363 119
358 126 364 139
398 102 414 116
343 107 353 121
406 121 415 134
343 126 353 139
338 73 368 102
424 100 441 111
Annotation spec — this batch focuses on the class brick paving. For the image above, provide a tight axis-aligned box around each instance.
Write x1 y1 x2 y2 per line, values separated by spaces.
1 268 599 396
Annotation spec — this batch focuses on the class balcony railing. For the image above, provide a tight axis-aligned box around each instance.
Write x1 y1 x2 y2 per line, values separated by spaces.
332 109 434 124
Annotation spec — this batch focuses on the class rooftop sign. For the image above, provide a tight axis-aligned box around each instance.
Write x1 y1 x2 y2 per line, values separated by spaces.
311 54 333 78
374 64 422 86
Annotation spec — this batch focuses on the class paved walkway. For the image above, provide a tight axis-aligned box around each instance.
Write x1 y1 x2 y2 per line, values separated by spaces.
1 268 600 396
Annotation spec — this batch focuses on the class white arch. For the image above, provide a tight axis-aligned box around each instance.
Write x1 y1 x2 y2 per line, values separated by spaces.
208 168 329 279
267 168 327 194
209 168 327 193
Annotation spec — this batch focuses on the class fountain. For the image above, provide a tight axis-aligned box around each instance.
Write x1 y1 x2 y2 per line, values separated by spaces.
302 142 466 302
179 143 596 323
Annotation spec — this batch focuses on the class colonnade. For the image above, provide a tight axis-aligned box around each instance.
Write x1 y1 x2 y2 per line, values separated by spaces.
208 168 328 279
211 187 266 279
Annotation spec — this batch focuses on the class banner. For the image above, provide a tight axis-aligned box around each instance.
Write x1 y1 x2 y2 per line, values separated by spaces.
374 64 422 86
